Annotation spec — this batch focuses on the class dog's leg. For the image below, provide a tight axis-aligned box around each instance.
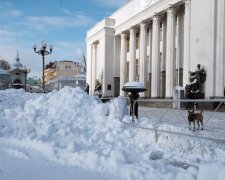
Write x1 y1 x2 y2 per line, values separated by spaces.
193 121 195 131
189 121 191 130
200 120 203 130
197 120 200 130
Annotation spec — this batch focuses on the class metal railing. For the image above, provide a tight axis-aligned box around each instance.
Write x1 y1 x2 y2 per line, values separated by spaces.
111 97 225 143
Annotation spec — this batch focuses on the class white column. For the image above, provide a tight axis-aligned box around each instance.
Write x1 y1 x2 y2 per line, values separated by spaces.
120 33 127 96
183 0 191 88
166 7 176 98
176 10 184 87
149 27 152 72
215 0 225 97
148 25 152 98
162 18 167 72
129 28 136 81
86 42 92 91
139 22 147 96
161 18 167 98
91 43 97 95
151 15 161 98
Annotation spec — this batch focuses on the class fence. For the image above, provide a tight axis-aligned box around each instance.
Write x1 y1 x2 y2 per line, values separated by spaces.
112 98 225 143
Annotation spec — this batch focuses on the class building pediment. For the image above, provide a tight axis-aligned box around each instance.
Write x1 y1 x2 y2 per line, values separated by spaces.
134 0 159 13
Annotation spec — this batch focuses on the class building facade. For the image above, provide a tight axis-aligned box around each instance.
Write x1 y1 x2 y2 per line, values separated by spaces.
0 53 30 90
86 0 225 99
44 60 86 92
47 75 86 92
45 60 81 83
26 77 42 93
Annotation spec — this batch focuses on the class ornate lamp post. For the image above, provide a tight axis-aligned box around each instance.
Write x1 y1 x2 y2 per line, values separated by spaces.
24 68 30 92
33 40 53 93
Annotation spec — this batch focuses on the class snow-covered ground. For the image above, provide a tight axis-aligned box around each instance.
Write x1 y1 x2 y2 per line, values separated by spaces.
0 87 225 180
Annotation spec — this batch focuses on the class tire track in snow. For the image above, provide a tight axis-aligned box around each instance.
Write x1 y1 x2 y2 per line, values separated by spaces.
0 138 57 163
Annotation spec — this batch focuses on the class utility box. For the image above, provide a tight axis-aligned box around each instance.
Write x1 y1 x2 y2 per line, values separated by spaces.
173 86 185 109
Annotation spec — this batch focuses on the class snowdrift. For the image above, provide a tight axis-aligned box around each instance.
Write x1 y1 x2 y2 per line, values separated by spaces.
0 87 225 180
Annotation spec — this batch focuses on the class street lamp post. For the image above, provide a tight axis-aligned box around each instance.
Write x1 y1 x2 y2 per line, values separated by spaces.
24 68 30 92
33 40 53 93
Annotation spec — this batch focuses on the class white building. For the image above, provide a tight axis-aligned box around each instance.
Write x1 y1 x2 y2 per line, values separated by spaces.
86 0 225 99
47 75 86 92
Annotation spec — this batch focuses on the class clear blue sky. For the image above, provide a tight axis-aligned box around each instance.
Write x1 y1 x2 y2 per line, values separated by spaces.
0 0 129 77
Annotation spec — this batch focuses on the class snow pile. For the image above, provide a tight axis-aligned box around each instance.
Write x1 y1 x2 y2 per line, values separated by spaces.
1 87 225 180
123 81 145 89
108 96 128 119
0 88 39 109
197 162 225 180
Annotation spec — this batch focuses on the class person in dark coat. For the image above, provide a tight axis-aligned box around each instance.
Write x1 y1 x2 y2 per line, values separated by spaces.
94 80 102 98
84 83 89 94
129 92 139 119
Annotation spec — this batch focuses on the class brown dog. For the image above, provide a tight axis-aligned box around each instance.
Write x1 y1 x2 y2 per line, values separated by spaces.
188 110 203 131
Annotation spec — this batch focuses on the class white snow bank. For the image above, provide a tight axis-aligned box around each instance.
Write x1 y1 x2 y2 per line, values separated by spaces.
197 162 225 180
108 96 128 119
1 87 225 180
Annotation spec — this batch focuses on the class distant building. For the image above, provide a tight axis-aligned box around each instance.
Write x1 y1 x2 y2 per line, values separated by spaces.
45 60 81 83
44 60 86 92
0 52 30 90
47 75 86 92
26 77 42 93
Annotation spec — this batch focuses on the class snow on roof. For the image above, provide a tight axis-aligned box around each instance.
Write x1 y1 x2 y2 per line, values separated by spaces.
123 81 145 88
0 69 9 74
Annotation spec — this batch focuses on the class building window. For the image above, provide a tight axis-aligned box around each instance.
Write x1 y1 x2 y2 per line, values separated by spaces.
160 23 163 41
136 34 139 49
65 65 68 69
147 34 150 46
127 37 130 52
107 84 111 90
126 61 129 81
136 59 139 79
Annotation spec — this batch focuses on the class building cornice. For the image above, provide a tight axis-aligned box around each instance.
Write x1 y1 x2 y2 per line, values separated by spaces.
115 0 183 35
87 18 115 38
87 27 115 44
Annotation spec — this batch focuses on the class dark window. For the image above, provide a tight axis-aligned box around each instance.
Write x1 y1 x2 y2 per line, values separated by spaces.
127 37 130 52
107 84 111 90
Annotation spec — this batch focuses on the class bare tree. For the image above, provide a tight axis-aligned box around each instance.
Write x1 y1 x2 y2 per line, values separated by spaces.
79 53 86 74
0 59 11 70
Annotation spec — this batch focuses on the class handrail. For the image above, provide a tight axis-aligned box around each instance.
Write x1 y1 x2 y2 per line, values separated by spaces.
136 98 225 102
